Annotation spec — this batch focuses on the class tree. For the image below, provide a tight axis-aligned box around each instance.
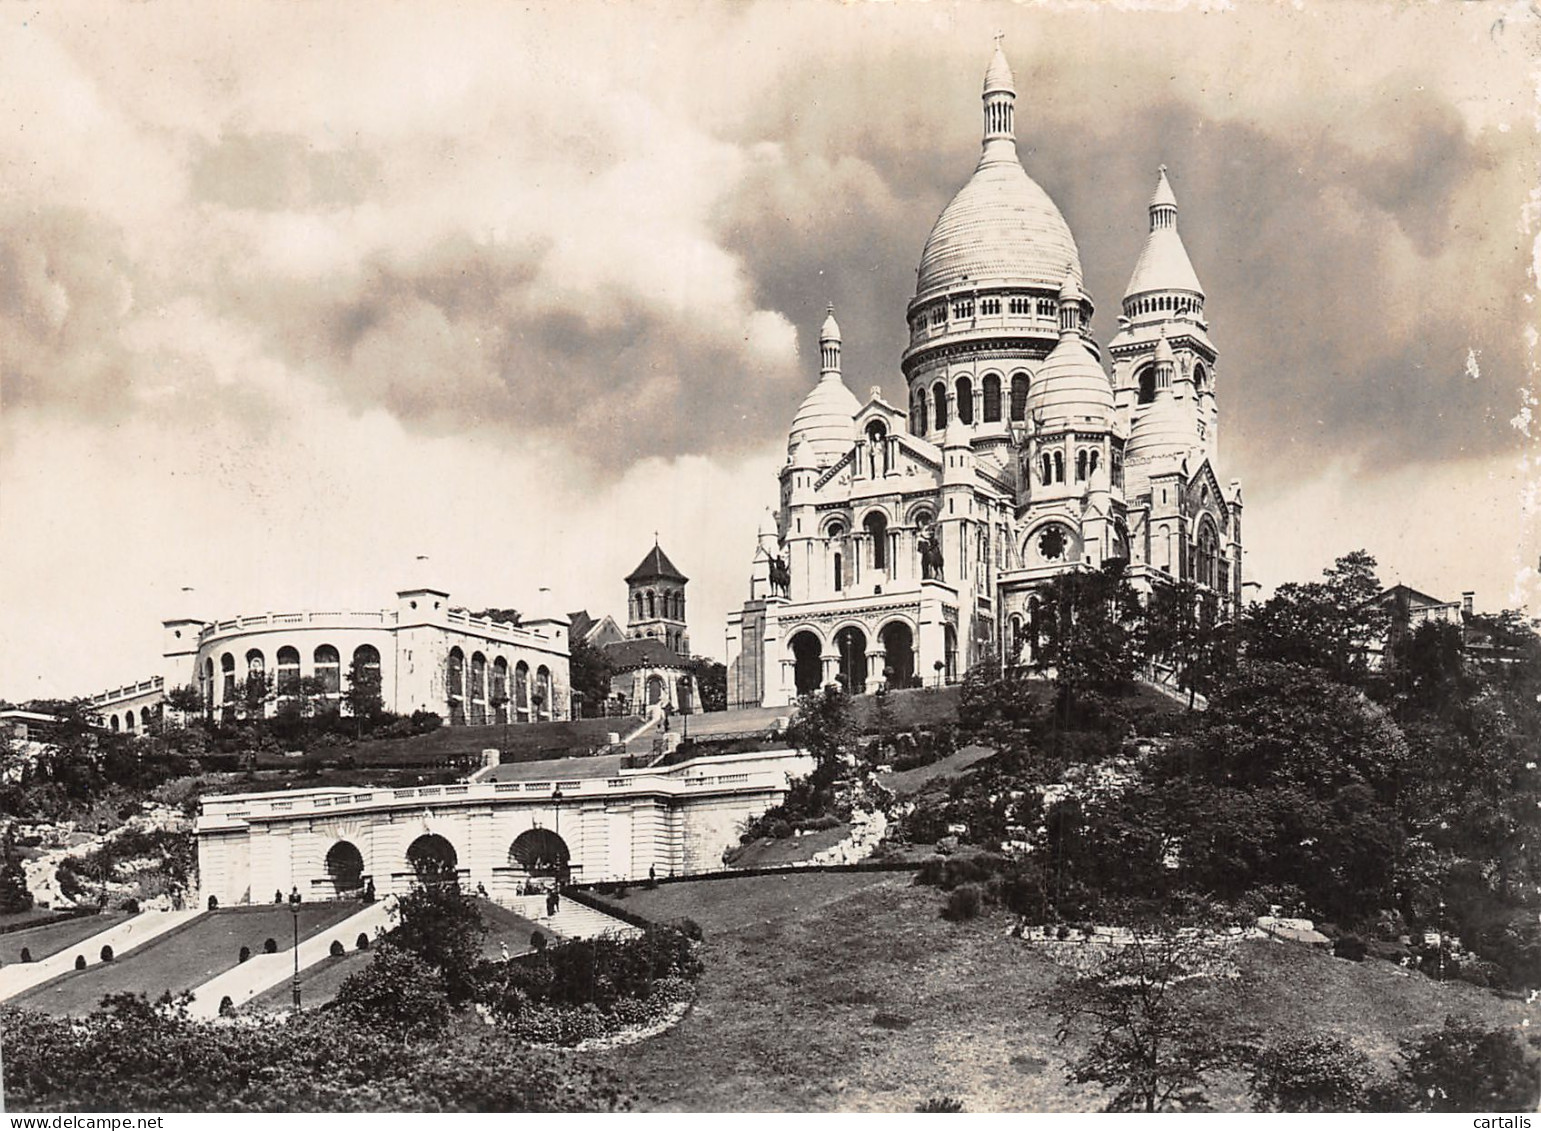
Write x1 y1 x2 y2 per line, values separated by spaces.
332 944 451 1042
343 655 384 732
568 635 614 717
1248 1034 1370 1112
1032 561 1143 723
163 684 204 719
1379 1015 1540 1112
687 657 727 713
0 823 34 914
1048 928 1254 1111
786 684 860 790
390 878 487 1004
1144 580 1231 708
1242 549 1387 686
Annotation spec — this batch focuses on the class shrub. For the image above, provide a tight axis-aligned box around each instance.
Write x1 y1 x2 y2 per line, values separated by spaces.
916 1096 965 1112
121 898 140 915
19 946 31 963
100 945 114 962
1248 1034 1369 1111
330 940 345 957
1332 934 1368 962
1381 1015 1541 1112
218 995 235 1017
238 946 250 963
356 933 370 950
674 917 704 943
766 819 793 840
207 895 219 910
942 884 984 922
531 930 547 951
75 955 86 970
263 938 277 955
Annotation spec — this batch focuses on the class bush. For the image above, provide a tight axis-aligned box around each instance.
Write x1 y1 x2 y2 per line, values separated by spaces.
100 944 114 962
916 1096 965 1112
330 940 345 957
263 938 277 954
766 819 793 840
238 946 250 963
75 954 86 970
674 917 704 943
1332 934 1368 962
1248 1034 1369 1111
208 895 219 911
942 884 984 922
19 946 31 963
531 930 547 951
121 898 140 915
1381 1015 1541 1111
356 933 370 950
218 995 235 1017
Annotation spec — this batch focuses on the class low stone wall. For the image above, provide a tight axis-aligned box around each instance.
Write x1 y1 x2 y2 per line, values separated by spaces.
1009 922 1264 977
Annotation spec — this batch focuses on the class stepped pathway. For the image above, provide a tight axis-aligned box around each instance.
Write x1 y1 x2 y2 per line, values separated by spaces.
0 910 204 1003
186 899 398 1019
502 894 640 941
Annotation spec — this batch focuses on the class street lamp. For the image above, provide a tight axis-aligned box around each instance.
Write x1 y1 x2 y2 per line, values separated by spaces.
551 788 565 887
288 886 301 1009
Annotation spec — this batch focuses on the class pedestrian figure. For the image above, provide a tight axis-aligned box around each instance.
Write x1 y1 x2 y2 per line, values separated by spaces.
500 942 510 962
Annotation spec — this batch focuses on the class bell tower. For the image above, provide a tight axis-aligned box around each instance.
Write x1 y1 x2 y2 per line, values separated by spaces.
625 540 690 656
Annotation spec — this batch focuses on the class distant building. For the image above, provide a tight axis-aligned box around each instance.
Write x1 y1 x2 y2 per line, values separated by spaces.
86 582 572 733
573 544 700 716
1371 584 1534 667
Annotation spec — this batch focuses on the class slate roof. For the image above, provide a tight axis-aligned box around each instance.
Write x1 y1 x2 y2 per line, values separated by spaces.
626 545 688 583
604 638 689 671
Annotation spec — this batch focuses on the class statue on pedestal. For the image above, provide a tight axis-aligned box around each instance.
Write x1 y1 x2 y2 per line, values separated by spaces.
918 527 944 581
769 553 791 597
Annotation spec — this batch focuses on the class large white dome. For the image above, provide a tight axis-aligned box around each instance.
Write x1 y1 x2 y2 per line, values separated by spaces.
916 159 1083 302
787 374 860 467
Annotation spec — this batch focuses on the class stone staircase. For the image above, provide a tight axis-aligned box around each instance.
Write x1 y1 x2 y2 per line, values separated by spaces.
501 894 640 941
185 899 398 1019
0 909 205 1003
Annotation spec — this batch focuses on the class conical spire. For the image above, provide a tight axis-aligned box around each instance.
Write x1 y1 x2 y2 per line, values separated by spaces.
980 37 1017 164
1124 165 1203 302
819 304 842 374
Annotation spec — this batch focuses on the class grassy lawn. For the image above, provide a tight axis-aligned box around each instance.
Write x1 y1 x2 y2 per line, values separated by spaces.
878 744 995 797
14 903 361 1016
728 824 851 869
0 913 128 966
579 873 1532 1112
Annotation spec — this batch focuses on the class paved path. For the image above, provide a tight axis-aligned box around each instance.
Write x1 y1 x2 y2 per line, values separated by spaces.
185 900 398 1019
0 910 204 1002
501 894 640 941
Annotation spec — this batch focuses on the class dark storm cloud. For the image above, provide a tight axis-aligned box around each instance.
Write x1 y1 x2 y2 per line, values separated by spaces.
714 44 1532 487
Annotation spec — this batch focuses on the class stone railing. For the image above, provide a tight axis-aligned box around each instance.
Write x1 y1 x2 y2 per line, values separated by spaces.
90 677 165 706
199 610 399 642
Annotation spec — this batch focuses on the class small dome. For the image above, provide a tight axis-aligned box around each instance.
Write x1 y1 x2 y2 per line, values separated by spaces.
1154 325 1175 364
1027 334 1114 424
1126 390 1194 465
788 374 860 466
1058 270 1079 303
820 305 841 343
1125 169 1203 301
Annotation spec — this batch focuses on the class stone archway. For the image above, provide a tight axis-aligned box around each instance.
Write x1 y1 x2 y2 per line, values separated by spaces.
510 828 571 877
879 621 915 688
325 840 364 893
789 630 823 696
834 625 868 694
406 833 458 885
645 674 666 706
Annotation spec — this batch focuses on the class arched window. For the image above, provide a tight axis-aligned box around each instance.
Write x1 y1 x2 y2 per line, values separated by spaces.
447 647 465 698
124 710 135 733
246 649 265 681
983 374 1002 422
491 657 509 722
866 420 887 444
955 376 974 425
1193 362 1209 393
1137 366 1156 404
314 645 340 694
646 590 656 618
141 706 153 732
1053 452 1064 483
201 658 214 708
352 644 380 683
1076 450 1088 482
470 652 487 723
220 653 236 704
276 647 300 695
110 715 120 733
514 661 530 721
932 383 948 430
1040 453 1052 484
914 392 928 436
534 666 552 720
1010 373 1029 422
864 511 889 572
834 551 844 592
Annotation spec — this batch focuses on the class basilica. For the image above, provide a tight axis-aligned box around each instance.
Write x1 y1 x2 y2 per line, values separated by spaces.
726 44 1243 709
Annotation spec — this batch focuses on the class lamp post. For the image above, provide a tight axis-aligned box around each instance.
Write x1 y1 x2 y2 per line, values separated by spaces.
551 787 565 887
491 694 509 761
288 886 301 1009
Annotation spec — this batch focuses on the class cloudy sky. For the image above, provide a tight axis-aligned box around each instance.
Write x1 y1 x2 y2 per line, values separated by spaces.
1 0 1537 699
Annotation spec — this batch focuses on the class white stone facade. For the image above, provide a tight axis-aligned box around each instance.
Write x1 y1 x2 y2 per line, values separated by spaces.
727 45 1243 708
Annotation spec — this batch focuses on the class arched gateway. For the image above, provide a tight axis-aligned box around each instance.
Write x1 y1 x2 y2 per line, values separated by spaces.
510 829 571 877
406 833 458 884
